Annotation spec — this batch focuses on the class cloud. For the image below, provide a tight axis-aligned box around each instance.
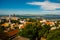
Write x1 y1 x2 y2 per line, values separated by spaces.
27 1 60 10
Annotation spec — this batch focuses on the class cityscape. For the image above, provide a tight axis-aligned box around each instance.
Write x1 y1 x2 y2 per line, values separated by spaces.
0 0 60 40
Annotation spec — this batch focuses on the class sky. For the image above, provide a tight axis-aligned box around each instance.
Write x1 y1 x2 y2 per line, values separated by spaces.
0 0 60 15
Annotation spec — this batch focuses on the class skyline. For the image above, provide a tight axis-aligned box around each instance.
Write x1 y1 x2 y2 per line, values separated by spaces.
0 0 60 15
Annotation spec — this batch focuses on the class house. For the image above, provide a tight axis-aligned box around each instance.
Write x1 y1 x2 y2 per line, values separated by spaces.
45 21 55 26
1 23 9 27
40 19 46 23
18 24 24 29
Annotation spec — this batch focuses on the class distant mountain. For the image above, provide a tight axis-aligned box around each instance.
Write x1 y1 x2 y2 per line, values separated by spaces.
0 14 60 19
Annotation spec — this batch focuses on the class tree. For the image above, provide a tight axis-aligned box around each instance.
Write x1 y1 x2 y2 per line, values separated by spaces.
0 26 4 33
38 24 51 40
11 20 20 24
19 22 51 40
19 23 36 40
47 29 60 40
27 18 37 22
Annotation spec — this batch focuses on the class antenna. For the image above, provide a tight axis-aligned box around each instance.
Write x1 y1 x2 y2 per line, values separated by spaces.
9 14 11 24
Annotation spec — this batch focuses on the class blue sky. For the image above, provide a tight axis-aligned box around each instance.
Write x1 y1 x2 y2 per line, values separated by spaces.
0 0 60 15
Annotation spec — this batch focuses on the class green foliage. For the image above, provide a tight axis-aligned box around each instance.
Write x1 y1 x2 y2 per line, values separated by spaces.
19 22 51 40
19 23 37 38
38 24 51 38
47 29 60 40
0 26 4 33
27 18 36 22
11 20 20 24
